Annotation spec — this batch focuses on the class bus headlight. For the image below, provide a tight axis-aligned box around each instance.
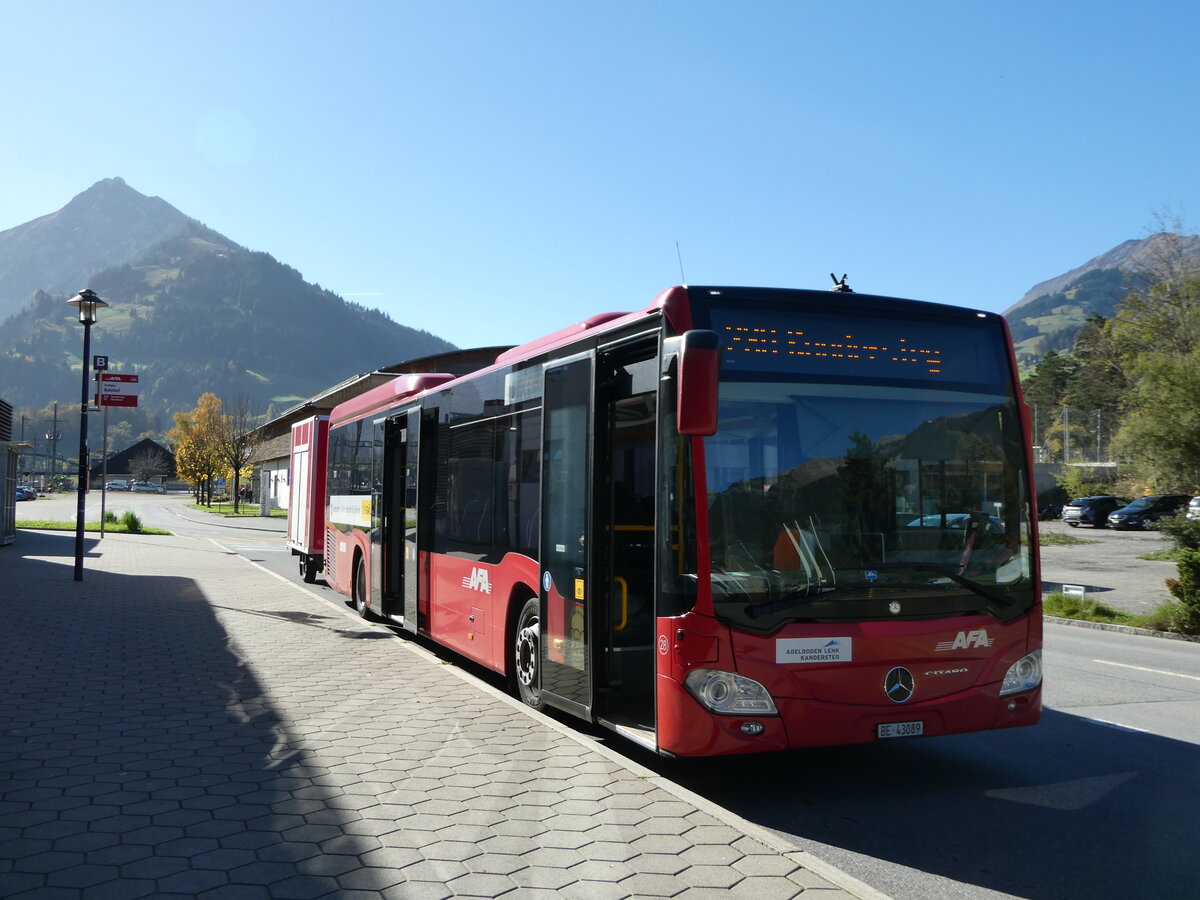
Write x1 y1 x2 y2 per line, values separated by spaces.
685 669 778 715
999 650 1042 696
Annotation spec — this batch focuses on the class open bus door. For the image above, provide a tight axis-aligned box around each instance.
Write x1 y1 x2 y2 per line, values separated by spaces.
539 355 595 719
538 343 659 746
370 416 408 621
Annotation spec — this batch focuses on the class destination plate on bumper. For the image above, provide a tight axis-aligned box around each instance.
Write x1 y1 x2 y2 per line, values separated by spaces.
877 720 924 739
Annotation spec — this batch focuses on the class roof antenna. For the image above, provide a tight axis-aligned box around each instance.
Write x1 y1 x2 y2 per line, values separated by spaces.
676 241 687 285
830 273 853 292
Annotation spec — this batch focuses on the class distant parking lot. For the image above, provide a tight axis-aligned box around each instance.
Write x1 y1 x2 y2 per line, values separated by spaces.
1039 519 1175 615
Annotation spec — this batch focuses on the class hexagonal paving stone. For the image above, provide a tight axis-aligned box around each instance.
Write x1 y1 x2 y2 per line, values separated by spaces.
618 872 690 897
336 865 408 891
12 850 84 873
680 843 744 866
45 863 119 889
265 874 340 899
675 864 746 890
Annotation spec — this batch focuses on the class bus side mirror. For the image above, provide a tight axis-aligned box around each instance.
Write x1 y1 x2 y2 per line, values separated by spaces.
677 330 720 435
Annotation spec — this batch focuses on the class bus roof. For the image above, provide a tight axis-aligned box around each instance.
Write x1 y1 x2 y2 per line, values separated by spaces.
329 373 455 427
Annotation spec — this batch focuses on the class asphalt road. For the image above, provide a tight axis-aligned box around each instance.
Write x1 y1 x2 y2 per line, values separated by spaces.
19 493 1200 899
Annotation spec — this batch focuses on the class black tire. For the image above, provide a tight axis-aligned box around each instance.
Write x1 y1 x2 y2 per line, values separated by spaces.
300 554 318 584
353 558 374 619
1066 522 1078 528
514 597 544 710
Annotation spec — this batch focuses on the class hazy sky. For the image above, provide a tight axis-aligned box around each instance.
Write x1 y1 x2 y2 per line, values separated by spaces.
3 1 1198 350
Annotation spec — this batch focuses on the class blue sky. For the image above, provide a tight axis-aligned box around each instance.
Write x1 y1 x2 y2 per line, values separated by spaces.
2 1 1198 350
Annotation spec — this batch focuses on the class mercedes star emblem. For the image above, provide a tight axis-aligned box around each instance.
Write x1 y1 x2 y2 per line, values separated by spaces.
884 666 915 703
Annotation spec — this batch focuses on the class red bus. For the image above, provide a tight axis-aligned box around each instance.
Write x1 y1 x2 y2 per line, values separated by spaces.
320 285 1042 756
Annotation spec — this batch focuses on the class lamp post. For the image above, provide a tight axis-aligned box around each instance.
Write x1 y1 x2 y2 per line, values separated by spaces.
67 289 108 581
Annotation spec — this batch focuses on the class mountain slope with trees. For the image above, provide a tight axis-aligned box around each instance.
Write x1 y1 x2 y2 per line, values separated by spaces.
1020 230 1200 492
0 177 193 323
1004 232 1200 367
0 180 456 442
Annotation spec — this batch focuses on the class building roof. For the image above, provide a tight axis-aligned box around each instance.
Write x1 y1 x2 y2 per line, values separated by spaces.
103 437 176 478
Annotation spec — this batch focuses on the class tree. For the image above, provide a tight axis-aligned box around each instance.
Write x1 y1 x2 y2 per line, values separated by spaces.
215 396 263 513
1111 350 1200 492
171 394 226 505
129 445 171 483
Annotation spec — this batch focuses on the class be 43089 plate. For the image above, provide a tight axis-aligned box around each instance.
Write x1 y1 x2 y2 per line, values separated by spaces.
877 720 924 739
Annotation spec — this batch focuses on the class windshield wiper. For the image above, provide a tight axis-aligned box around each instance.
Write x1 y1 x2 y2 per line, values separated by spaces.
741 565 1020 620
743 581 931 619
863 563 1019 611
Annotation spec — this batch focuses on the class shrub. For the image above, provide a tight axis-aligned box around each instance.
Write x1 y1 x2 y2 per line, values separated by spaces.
1155 513 1200 551
104 510 118 524
119 510 143 534
1042 591 1135 624
1167 549 1200 635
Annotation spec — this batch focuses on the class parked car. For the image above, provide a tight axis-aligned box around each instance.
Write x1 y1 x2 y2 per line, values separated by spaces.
15 485 37 501
106 480 129 491
1106 494 1192 530
130 481 164 494
1062 495 1126 528
905 513 1005 533
1188 496 1200 522
1038 504 1063 521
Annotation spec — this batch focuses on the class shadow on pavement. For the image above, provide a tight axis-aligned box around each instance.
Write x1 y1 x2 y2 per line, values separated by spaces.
0 531 386 898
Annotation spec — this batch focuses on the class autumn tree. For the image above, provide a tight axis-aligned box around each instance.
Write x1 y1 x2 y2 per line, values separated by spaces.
171 394 225 505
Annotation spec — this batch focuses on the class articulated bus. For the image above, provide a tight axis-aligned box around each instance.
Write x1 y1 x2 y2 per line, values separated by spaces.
318 285 1042 756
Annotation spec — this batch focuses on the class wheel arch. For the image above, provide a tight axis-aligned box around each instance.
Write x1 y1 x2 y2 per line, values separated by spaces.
505 581 538 686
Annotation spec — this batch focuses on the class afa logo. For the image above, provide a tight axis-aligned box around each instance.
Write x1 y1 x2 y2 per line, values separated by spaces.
462 567 492 594
935 629 993 651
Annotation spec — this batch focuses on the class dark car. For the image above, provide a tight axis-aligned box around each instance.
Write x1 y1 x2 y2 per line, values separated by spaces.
1038 504 1063 521
1062 495 1126 528
1106 494 1192 530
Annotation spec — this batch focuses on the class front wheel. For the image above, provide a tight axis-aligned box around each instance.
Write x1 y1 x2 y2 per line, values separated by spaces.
514 597 544 710
1066 522 1078 528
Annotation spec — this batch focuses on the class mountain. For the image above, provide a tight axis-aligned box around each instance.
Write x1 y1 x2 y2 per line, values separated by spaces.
1004 232 1200 365
0 178 194 323
0 179 456 434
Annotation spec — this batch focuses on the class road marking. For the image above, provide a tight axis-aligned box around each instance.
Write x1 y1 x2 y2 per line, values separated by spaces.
1092 659 1200 682
1081 717 1153 735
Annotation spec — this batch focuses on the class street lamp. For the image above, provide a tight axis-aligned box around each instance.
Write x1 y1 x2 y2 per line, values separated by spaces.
67 289 108 581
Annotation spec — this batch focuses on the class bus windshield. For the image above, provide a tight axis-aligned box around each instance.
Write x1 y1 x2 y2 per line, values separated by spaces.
705 381 1033 630
696 300 1034 632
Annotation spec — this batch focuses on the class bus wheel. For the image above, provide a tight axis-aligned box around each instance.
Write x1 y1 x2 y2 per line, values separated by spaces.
514 597 543 710
300 554 318 583
353 559 373 620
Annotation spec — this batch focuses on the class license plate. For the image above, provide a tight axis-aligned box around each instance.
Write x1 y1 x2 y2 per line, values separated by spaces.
877 720 924 739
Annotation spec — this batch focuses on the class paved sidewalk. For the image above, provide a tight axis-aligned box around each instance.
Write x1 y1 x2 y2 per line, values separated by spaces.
0 529 878 899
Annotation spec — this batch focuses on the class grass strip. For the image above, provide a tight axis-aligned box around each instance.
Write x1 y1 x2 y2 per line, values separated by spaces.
16 520 171 535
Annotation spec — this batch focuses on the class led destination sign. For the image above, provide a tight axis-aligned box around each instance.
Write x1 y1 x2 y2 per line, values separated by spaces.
707 306 1008 386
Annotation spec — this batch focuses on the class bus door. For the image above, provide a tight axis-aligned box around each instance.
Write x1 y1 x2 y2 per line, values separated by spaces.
371 416 407 620
539 355 595 718
595 344 659 736
402 408 422 630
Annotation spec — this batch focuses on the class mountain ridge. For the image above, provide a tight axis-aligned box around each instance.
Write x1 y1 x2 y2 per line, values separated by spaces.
0 177 195 322
0 179 455 435
1003 232 1200 365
